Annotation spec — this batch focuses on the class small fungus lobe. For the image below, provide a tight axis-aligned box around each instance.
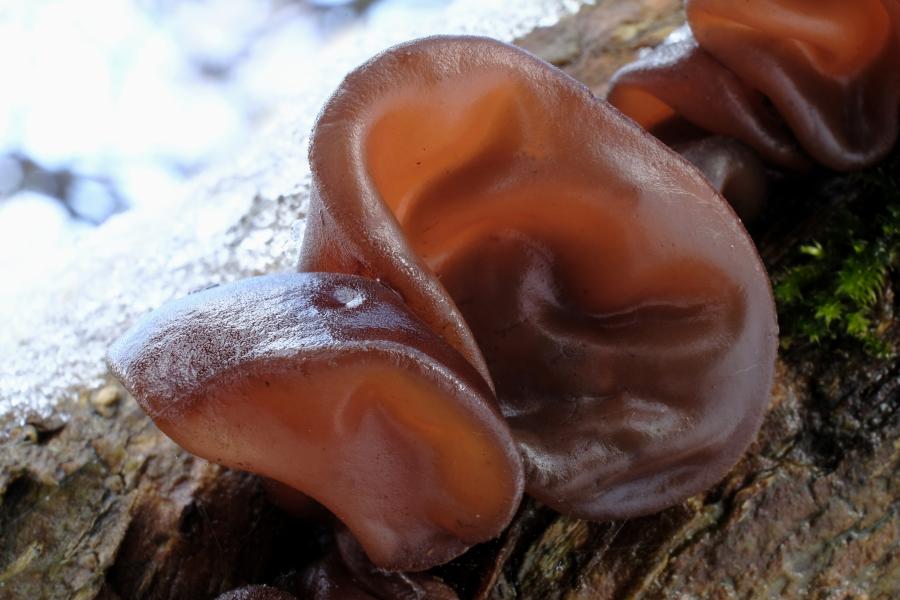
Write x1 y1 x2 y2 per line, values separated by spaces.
609 1 900 173
108 272 523 571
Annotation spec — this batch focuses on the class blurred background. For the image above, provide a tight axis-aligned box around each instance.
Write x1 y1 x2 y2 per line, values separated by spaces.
0 0 450 283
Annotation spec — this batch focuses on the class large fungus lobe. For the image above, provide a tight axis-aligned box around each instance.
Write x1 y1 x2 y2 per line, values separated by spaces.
108 272 524 571
302 36 778 521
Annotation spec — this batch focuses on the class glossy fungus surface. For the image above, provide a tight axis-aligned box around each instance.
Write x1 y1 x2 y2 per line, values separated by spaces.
107 272 523 571
302 36 778 520
610 1 900 172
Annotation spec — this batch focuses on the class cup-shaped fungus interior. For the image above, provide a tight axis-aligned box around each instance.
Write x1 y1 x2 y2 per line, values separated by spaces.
307 37 777 520
166 358 513 568
108 273 523 571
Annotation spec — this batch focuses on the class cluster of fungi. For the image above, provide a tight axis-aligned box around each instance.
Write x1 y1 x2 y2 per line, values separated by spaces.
109 1 899 598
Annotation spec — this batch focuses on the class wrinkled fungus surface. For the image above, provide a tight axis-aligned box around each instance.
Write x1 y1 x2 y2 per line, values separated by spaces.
302 36 778 521
108 272 523 571
609 0 900 172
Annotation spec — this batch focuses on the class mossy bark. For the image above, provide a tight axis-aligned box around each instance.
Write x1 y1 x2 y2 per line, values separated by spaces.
2 1 898 599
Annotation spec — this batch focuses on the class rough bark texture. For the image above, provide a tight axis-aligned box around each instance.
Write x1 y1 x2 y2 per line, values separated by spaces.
2 1 898 599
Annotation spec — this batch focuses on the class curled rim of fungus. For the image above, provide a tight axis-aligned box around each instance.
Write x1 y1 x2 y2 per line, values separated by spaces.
607 31 808 171
687 0 900 171
611 0 900 172
302 36 778 520
107 272 524 571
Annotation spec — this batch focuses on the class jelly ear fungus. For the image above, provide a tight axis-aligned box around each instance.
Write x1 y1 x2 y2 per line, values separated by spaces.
610 0 900 175
302 36 778 521
687 0 900 172
607 32 808 172
107 272 524 571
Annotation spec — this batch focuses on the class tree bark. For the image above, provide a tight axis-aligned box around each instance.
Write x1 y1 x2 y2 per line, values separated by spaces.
1 1 898 599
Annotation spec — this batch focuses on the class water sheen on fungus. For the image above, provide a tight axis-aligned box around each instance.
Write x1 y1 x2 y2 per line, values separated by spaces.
107 272 524 571
302 36 778 521
609 0 900 172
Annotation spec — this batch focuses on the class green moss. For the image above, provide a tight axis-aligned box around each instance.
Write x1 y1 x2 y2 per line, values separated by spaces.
773 154 900 357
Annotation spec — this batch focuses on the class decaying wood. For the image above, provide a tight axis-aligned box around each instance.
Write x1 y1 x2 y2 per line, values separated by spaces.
1 1 898 598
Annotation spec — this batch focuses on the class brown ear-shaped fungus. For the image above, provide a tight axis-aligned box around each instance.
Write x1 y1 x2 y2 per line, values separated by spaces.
302 36 778 520
107 272 523 571
688 0 900 171
611 1 900 172
298 528 459 600
607 32 807 171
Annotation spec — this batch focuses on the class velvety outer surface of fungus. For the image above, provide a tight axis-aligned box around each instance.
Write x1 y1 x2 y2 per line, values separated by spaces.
610 0 900 172
107 272 524 571
301 36 778 521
